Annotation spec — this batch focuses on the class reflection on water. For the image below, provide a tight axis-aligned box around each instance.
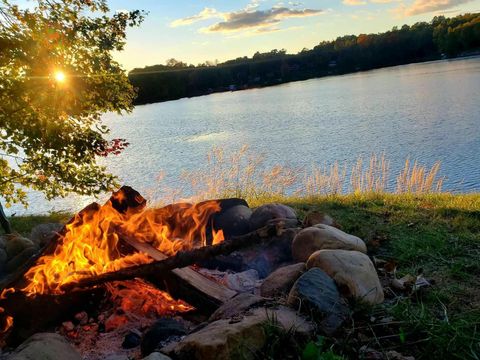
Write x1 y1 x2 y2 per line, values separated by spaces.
5 57 480 215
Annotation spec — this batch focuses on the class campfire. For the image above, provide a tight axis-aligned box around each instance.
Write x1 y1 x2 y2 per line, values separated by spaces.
0 186 389 360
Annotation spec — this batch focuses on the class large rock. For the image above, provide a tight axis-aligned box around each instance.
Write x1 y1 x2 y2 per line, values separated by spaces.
249 203 297 231
307 250 384 305
0 235 7 249
142 353 172 360
213 205 252 238
7 333 82 360
29 223 63 248
287 268 349 335
164 306 312 360
5 235 36 259
260 263 305 298
302 211 338 228
0 248 8 273
6 246 38 273
210 293 266 321
292 225 366 262
141 317 188 356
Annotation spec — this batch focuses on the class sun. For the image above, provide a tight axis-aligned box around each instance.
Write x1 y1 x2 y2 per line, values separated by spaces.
54 71 66 83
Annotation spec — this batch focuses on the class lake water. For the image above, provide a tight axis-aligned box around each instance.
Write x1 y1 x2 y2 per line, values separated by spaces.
6 57 480 215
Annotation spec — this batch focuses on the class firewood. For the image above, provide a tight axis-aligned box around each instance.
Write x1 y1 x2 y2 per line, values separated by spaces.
62 223 284 292
122 234 237 311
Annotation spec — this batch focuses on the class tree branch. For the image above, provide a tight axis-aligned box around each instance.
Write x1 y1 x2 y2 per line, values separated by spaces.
0 201 12 234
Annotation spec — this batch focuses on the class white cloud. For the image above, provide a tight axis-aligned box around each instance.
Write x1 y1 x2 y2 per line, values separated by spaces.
394 0 473 16
343 0 368 5
201 7 323 33
170 8 220 27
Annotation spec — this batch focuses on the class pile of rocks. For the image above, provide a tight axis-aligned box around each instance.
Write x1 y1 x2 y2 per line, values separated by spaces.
0 223 61 276
4 204 386 360
157 205 384 360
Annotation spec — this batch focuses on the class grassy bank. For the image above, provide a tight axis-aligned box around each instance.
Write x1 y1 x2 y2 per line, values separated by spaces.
6 193 480 359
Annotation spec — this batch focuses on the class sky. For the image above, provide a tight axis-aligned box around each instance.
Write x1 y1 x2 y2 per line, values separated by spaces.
80 0 480 69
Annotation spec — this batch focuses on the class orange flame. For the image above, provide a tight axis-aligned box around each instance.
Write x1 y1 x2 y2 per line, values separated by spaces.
0 198 224 336
0 289 15 334
21 200 224 296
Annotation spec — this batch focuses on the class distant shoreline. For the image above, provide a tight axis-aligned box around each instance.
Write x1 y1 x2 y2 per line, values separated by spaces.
131 53 480 107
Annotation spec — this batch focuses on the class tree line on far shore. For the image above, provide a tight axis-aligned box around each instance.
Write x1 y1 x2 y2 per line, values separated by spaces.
129 13 480 105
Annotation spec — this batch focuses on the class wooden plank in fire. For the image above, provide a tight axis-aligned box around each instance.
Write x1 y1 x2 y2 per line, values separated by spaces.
122 234 237 307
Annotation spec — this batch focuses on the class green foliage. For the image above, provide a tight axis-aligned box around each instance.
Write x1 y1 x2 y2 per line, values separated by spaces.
432 14 480 56
129 13 480 105
302 337 344 360
0 0 144 208
256 313 305 360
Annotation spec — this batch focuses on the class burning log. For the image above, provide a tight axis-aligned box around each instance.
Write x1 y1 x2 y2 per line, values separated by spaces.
62 223 284 292
122 235 236 311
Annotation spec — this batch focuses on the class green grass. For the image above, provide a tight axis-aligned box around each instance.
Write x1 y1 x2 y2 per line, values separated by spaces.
261 193 480 359
5 193 480 359
8 212 71 236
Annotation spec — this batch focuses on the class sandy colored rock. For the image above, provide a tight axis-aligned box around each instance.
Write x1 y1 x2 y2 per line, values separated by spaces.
164 306 312 360
7 333 82 360
260 262 305 297
292 224 367 262
306 249 384 305
302 211 338 228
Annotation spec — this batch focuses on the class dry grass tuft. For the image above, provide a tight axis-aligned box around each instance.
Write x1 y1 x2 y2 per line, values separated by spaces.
158 146 445 202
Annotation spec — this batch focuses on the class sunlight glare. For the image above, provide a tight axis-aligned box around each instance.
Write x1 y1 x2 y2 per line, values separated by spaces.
54 71 66 83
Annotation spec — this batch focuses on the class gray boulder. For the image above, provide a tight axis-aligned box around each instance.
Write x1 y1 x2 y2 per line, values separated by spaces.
142 353 172 360
288 268 349 335
29 223 63 248
5 235 36 259
6 246 38 273
249 203 297 230
7 333 81 360
214 205 252 238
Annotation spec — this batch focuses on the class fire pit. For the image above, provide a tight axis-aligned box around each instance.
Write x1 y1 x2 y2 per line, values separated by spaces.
0 186 386 360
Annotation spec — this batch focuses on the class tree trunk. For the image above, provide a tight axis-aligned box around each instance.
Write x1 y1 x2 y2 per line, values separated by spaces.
0 201 12 234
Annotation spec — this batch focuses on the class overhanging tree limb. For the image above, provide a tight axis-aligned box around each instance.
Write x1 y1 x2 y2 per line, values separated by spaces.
0 201 12 234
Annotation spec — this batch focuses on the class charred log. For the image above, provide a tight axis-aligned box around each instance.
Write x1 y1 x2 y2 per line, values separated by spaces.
62 223 284 292
122 235 236 312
